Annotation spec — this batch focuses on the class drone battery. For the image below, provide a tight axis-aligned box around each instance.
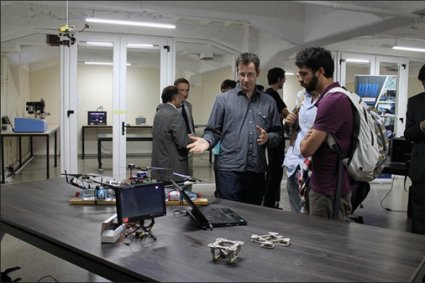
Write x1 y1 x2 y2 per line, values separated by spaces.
14 117 47 132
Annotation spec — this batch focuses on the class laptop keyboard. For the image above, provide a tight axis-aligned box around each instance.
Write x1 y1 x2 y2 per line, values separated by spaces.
200 207 238 223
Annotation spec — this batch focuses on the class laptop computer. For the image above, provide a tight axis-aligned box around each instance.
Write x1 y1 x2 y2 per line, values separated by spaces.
176 185 248 230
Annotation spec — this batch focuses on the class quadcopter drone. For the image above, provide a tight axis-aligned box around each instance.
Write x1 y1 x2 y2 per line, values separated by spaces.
62 171 121 199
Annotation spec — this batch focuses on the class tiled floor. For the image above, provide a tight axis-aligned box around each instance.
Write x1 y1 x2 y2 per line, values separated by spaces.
1 153 413 282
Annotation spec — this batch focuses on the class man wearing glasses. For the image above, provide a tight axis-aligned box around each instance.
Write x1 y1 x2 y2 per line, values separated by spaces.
188 52 282 205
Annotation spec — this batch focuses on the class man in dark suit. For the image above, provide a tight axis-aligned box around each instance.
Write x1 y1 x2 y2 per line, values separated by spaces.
404 64 425 235
151 86 190 180
174 78 195 180
174 78 195 135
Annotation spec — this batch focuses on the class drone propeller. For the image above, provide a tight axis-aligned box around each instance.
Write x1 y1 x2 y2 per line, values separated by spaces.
90 179 122 190
145 166 206 183
61 172 100 178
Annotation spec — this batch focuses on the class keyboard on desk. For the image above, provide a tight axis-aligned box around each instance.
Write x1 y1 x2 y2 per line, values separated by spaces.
199 206 247 227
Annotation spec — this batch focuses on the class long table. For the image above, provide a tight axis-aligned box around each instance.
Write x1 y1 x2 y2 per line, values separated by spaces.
81 125 152 159
1 178 424 282
0 125 59 183
97 133 152 170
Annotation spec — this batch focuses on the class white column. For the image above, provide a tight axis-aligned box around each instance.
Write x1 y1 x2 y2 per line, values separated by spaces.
60 38 78 174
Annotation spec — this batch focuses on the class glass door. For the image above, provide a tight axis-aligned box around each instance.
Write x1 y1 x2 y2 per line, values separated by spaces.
76 34 116 176
376 57 409 138
338 52 375 91
124 37 163 174
75 34 173 180
118 35 173 180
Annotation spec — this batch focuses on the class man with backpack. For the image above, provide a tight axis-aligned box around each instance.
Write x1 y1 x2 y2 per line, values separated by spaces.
296 47 354 220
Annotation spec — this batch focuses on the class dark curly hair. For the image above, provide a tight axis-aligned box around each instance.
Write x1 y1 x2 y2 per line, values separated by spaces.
418 64 425 82
295 47 334 78
267 67 285 85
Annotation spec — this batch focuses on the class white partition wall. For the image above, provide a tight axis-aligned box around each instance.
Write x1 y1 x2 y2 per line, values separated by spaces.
61 32 173 180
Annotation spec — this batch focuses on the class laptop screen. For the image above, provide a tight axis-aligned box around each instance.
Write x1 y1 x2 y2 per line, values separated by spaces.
115 182 166 224
171 181 210 226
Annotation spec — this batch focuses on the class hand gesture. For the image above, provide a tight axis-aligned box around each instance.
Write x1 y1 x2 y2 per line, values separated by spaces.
285 112 298 126
187 135 210 154
256 125 268 145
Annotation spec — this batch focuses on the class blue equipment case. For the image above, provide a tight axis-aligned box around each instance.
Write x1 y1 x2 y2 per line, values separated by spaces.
14 117 47 132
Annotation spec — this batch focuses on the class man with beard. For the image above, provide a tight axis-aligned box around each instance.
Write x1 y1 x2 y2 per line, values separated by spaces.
297 47 354 220
187 52 282 205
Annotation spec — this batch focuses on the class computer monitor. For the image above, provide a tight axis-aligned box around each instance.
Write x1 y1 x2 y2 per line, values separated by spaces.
354 75 387 107
115 182 166 225
87 111 107 125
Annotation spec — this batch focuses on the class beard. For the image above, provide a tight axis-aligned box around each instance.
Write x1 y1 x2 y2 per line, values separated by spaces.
303 75 318 93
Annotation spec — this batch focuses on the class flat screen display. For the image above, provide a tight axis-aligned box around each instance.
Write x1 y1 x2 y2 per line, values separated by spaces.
115 182 166 224
354 75 387 107
87 111 107 125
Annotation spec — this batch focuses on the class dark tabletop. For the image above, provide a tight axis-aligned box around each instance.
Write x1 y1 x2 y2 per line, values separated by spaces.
1 178 424 282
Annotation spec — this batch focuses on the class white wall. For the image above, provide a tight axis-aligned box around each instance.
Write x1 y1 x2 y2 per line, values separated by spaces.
408 62 425 98
2 55 423 160
1 56 31 170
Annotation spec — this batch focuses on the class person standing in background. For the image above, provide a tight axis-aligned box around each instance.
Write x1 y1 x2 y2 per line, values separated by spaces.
220 79 237 93
174 78 195 179
404 63 425 235
151 86 189 180
283 89 318 213
187 52 282 205
174 78 195 135
263 67 290 208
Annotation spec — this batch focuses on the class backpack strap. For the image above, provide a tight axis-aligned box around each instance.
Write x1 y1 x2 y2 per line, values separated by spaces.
327 135 344 220
324 87 352 220
325 87 360 167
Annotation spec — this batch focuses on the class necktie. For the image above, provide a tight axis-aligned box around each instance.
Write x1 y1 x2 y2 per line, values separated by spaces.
181 103 191 133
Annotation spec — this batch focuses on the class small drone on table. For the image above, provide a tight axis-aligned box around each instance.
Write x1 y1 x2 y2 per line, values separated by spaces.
62 171 119 199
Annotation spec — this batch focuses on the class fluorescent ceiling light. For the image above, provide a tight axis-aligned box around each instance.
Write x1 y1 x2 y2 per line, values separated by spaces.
346 58 370 63
86 18 176 29
392 46 425 53
84 62 131 66
84 42 156 49
86 41 113 47
127 43 155 48
285 72 295 76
